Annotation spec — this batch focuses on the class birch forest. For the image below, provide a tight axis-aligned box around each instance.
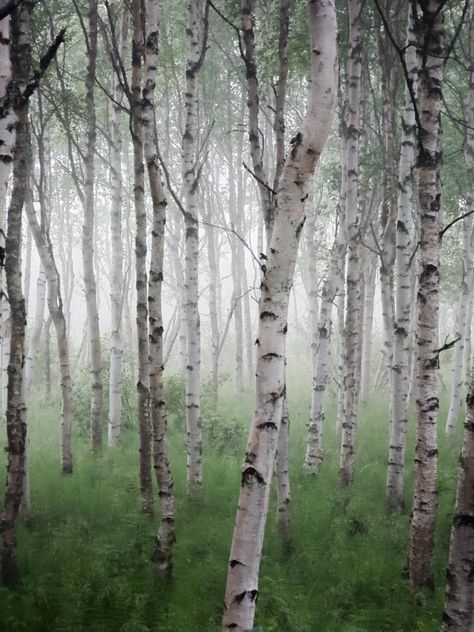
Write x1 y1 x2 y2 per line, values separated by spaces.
2 0 474 630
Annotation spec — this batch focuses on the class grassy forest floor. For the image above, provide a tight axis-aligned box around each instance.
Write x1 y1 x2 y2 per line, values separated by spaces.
0 370 463 632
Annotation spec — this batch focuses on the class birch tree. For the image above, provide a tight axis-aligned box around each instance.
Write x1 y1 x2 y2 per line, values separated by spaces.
182 0 209 495
222 1 337 627
442 366 474 630
143 0 176 572
339 0 363 487
407 0 444 589
386 1 419 511
81 0 103 453
108 1 128 448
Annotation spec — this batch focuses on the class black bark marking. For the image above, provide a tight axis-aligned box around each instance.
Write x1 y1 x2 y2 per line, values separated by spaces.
241 466 265 487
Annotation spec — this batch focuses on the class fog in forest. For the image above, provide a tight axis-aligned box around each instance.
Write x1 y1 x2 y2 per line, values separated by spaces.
0 1 473 631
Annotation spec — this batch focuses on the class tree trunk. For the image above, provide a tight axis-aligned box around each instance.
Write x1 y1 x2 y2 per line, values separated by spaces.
442 371 474 629
1 1 32 586
304 224 345 473
359 252 376 406
386 2 418 511
339 0 363 487
143 0 176 571
131 0 153 514
83 0 103 453
222 2 337 627
407 0 444 589
108 2 128 448
182 0 208 496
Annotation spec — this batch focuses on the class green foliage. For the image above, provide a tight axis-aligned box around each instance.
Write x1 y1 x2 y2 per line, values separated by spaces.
0 375 461 631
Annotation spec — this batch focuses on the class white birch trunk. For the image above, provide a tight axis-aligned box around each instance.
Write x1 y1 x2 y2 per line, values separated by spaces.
407 0 444 588
339 0 363 487
83 0 103 453
442 371 474 629
222 2 337 627
108 2 128 448
304 227 345 472
131 0 153 514
182 0 208 495
386 4 418 510
445 217 474 435
360 253 376 406
143 0 176 569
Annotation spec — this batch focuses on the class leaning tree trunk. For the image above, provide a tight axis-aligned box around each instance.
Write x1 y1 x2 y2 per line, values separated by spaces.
182 0 208 496
407 0 444 589
24 184 74 474
222 2 337 628
143 0 176 572
386 2 418 511
83 0 103 453
339 0 363 487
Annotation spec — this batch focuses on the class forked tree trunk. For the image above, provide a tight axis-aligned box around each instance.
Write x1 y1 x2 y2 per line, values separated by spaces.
143 0 176 571
339 0 363 487
407 0 444 589
386 2 418 511
222 2 337 628
131 0 153 514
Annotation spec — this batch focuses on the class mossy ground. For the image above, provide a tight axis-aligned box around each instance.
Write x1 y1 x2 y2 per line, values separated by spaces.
0 373 462 631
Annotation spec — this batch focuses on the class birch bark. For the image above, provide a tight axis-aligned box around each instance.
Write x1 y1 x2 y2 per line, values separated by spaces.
108 2 128 448
131 0 153 513
222 2 337 627
442 368 474 629
82 0 103 453
339 0 363 487
182 0 208 495
143 0 176 571
407 0 444 589
445 18 474 434
386 3 418 510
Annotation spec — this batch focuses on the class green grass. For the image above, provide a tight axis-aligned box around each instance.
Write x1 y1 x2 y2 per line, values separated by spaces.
0 376 464 631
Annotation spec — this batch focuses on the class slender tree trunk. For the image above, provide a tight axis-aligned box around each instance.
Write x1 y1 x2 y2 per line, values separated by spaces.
339 0 363 487
131 0 153 514
24 267 45 395
182 0 208 496
222 2 337 627
143 0 176 570
24 185 74 474
441 372 474 629
386 3 418 510
1 1 32 585
359 252 376 406
83 0 103 453
445 23 474 434
407 1 444 589
108 2 128 448
304 232 346 472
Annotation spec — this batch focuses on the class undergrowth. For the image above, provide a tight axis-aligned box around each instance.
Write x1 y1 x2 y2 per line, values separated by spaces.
0 371 462 631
